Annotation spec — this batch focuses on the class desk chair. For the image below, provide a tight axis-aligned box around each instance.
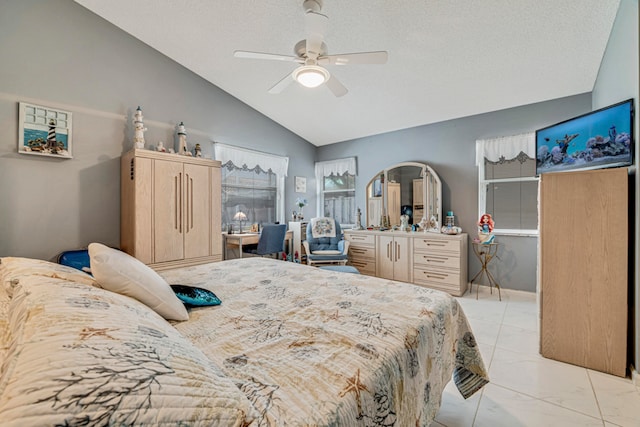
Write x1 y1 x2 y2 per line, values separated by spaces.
302 218 349 266
242 224 287 259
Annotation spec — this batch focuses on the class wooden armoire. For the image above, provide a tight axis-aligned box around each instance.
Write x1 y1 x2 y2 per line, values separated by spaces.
539 167 628 377
121 149 222 270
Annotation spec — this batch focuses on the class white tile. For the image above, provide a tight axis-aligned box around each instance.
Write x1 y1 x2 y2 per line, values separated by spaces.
495 323 539 355
589 369 640 427
501 302 538 332
478 342 495 370
489 348 600 418
433 378 482 427
466 318 501 347
474 384 603 427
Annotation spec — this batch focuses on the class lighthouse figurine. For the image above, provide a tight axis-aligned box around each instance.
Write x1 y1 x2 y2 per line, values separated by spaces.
176 122 191 155
133 106 147 149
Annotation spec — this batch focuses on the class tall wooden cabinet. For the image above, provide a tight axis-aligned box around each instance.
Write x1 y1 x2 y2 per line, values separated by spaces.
387 182 401 226
121 149 222 270
539 168 628 377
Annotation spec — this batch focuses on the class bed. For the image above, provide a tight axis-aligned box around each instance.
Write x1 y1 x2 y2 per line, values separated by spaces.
0 253 488 426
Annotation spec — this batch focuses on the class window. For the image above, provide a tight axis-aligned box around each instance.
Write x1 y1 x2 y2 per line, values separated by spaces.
315 158 357 226
477 133 538 235
215 144 288 232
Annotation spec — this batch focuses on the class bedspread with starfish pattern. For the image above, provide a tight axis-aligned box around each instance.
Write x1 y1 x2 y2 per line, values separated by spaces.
161 258 489 426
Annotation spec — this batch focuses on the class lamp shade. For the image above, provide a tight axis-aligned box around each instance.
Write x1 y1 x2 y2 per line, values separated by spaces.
293 65 329 88
233 211 247 221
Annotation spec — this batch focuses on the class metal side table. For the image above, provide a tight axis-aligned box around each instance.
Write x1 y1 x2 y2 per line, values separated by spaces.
470 242 501 300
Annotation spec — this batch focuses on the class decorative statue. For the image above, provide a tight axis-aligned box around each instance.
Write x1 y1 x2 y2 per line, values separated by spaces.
133 106 147 149
400 214 410 231
478 213 495 244
156 141 166 152
353 207 364 230
176 122 189 155
194 143 202 157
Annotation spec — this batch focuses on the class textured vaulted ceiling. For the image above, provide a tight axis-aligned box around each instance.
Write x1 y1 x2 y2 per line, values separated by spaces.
74 0 621 146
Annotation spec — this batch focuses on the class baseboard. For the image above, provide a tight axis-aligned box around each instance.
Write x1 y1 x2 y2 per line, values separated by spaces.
631 364 640 386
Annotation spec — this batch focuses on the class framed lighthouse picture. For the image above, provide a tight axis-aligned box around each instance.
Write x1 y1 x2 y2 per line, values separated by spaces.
18 102 73 158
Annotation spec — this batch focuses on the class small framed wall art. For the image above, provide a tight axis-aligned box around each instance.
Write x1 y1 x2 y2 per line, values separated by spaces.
295 176 306 193
18 102 73 158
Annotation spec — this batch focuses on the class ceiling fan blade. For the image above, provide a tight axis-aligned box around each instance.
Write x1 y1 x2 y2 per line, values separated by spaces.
305 11 328 59
268 72 295 94
319 51 389 66
234 50 301 63
325 74 348 97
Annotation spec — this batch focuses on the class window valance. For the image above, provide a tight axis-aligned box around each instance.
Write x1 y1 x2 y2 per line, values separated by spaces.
314 157 357 181
475 133 535 166
214 143 289 177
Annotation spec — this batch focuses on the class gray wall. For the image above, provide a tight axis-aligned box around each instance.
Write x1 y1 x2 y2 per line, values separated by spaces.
318 94 593 292
0 0 315 260
591 0 639 377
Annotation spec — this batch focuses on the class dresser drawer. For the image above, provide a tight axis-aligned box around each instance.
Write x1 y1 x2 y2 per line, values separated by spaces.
413 266 460 287
345 233 375 245
413 237 460 253
413 252 460 269
348 258 376 276
349 245 375 259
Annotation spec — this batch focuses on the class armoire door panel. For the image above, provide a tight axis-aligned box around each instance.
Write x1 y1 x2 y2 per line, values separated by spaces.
184 163 211 259
153 160 185 263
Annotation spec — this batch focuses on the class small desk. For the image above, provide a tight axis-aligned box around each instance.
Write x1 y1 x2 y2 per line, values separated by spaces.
223 230 293 260
470 242 501 300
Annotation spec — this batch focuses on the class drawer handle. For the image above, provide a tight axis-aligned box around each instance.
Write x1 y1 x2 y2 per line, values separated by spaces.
424 272 448 279
424 241 447 247
424 257 446 263
351 249 366 254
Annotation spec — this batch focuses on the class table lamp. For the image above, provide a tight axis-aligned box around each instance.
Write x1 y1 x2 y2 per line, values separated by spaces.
233 211 247 234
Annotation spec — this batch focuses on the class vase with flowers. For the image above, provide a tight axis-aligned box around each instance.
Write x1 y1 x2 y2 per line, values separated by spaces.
295 197 307 221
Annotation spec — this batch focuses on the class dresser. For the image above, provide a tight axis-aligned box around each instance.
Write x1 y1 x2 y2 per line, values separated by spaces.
121 149 222 270
343 230 468 296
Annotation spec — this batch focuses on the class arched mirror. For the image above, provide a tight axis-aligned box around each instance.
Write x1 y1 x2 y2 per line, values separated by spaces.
365 162 442 228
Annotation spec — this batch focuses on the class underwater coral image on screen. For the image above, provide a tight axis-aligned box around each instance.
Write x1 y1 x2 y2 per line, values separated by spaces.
536 99 634 174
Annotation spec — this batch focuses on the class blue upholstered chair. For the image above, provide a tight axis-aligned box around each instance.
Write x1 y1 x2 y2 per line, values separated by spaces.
302 218 350 266
242 224 287 259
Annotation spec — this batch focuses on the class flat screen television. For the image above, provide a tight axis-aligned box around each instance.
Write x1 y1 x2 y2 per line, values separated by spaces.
536 99 634 175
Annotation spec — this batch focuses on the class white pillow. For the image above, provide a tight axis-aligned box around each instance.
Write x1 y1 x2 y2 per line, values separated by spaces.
88 243 188 321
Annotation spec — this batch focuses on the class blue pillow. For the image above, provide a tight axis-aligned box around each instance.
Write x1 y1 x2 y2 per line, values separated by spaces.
170 285 221 307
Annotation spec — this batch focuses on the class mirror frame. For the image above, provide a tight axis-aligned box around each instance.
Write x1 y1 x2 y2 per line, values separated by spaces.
365 161 442 228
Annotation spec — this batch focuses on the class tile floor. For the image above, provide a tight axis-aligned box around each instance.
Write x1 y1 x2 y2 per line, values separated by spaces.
431 286 640 427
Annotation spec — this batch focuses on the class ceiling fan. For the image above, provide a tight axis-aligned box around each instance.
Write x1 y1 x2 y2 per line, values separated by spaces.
234 0 388 97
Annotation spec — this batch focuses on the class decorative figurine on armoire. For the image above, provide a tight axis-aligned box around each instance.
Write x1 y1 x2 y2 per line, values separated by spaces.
194 143 202 157
176 122 191 155
477 213 495 244
133 106 147 149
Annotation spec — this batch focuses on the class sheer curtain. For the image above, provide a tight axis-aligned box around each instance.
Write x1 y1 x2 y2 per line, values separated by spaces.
315 157 357 225
214 143 289 230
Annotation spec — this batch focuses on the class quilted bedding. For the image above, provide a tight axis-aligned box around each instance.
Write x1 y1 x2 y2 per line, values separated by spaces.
160 258 489 426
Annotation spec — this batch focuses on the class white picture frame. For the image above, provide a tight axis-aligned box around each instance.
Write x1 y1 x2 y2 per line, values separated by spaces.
18 102 73 159
295 176 306 193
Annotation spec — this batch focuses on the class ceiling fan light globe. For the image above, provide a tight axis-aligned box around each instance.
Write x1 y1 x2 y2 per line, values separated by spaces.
293 65 329 88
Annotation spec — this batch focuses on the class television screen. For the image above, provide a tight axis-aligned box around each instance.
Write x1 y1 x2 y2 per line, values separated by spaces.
536 99 634 174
